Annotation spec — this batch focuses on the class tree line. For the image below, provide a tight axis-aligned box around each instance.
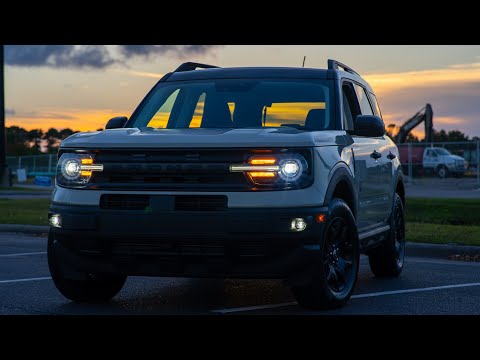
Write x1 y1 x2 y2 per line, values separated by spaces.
5 124 478 156
5 126 82 155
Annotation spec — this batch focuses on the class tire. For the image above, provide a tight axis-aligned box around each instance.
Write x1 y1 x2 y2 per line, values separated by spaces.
437 165 448 179
368 193 405 277
48 230 127 303
291 198 360 310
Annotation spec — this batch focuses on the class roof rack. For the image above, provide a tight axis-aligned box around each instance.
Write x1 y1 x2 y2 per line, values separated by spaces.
174 62 219 72
327 59 359 76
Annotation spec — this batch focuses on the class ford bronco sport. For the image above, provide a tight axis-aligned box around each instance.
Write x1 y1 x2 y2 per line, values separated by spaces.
48 60 406 309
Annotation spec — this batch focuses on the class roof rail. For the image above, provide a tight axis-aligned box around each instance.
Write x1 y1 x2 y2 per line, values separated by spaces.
327 59 359 76
174 62 219 72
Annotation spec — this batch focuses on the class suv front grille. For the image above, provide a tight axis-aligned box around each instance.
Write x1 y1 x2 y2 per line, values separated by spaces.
90 149 251 191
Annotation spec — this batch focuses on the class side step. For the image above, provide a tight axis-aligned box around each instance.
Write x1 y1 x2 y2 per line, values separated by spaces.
358 225 390 240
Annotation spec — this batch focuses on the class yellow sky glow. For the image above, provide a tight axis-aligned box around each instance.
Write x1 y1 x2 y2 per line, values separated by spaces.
6 61 480 136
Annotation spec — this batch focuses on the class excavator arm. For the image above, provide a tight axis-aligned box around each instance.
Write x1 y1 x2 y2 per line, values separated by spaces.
396 103 433 143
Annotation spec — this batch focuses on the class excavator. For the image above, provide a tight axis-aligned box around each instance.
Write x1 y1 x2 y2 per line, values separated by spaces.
395 103 433 143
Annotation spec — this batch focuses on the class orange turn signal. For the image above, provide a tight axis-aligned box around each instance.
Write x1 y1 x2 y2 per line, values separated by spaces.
315 214 326 223
81 170 93 176
249 157 277 165
248 172 276 178
81 158 93 165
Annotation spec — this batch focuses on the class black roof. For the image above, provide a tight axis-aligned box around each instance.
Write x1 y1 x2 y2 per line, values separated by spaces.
167 67 334 82
164 60 373 93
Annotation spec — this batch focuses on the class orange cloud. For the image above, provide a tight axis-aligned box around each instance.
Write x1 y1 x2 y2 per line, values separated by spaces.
6 108 130 131
364 62 480 94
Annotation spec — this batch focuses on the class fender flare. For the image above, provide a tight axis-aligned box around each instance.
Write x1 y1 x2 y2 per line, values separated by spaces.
323 165 358 219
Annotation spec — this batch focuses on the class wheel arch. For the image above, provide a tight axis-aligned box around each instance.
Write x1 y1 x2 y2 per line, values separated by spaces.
395 171 406 208
324 165 358 220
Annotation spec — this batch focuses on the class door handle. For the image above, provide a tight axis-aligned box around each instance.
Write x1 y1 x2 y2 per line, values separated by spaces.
387 152 396 160
370 150 382 160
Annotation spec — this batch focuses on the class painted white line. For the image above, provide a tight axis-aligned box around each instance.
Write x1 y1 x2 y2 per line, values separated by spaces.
212 282 480 314
0 252 47 257
212 301 298 314
351 282 480 299
0 277 51 284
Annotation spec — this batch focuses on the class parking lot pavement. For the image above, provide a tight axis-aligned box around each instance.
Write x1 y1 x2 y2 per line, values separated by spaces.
406 177 480 199
1 232 479 315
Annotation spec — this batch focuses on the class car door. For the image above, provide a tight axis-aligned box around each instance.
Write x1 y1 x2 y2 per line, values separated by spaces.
367 90 395 223
342 81 390 230
424 148 438 170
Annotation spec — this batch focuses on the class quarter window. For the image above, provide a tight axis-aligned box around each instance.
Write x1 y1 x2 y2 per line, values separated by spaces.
369 93 383 119
354 84 374 116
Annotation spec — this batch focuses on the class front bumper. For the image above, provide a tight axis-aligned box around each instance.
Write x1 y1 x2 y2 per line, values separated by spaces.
49 203 328 279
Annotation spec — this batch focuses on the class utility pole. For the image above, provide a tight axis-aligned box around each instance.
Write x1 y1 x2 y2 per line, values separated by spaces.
0 45 10 187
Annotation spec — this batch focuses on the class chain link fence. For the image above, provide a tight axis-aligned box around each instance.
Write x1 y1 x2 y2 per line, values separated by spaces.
397 141 480 184
6 154 57 176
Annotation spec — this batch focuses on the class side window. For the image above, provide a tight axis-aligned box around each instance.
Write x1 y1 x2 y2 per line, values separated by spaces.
189 93 206 128
368 93 383 119
341 82 361 131
353 84 374 115
147 89 180 128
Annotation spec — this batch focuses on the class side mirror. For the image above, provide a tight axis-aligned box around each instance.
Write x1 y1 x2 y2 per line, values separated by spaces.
352 115 385 137
105 116 128 129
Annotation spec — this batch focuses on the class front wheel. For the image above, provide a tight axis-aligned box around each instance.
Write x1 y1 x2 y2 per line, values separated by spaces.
291 198 360 310
48 230 127 303
437 165 448 179
368 193 405 277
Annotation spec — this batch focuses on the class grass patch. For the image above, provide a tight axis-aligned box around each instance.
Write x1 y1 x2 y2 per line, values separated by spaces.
0 198 50 226
0 187 50 192
406 198 480 226
406 222 480 246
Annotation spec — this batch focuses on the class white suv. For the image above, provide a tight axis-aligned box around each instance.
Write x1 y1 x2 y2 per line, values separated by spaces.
48 60 406 309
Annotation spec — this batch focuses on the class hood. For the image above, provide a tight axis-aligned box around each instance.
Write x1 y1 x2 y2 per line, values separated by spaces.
60 127 343 149
445 154 465 161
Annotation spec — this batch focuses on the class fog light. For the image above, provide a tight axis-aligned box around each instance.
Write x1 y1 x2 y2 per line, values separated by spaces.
50 214 62 228
291 218 307 232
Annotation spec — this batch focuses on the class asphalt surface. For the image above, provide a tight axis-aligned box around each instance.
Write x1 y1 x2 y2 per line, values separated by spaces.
406 177 480 199
1 232 479 315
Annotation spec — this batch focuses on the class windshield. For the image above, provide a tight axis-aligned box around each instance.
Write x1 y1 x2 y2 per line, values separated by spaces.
129 79 334 130
435 148 451 155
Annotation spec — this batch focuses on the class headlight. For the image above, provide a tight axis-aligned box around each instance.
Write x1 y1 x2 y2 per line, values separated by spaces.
230 152 312 189
56 153 103 188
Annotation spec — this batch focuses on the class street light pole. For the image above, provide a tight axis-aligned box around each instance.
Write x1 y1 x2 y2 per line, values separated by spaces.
0 45 10 187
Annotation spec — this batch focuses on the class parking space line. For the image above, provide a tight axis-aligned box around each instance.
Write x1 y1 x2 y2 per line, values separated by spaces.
0 277 51 284
351 282 480 299
211 282 480 314
0 252 47 257
212 302 298 314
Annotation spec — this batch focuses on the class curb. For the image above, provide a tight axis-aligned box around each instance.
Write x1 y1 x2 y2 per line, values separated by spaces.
406 242 480 259
0 224 49 234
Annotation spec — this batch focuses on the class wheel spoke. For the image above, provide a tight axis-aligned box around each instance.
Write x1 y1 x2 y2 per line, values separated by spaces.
336 257 352 272
332 264 346 288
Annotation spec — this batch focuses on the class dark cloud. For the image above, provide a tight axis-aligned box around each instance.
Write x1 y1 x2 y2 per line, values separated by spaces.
5 108 15 116
5 45 221 69
5 45 114 69
119 45 220 59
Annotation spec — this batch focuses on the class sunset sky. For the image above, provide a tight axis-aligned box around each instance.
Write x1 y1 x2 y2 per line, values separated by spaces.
4 45 480 138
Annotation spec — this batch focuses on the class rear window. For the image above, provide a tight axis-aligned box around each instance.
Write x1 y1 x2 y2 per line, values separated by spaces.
130 79 334 131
